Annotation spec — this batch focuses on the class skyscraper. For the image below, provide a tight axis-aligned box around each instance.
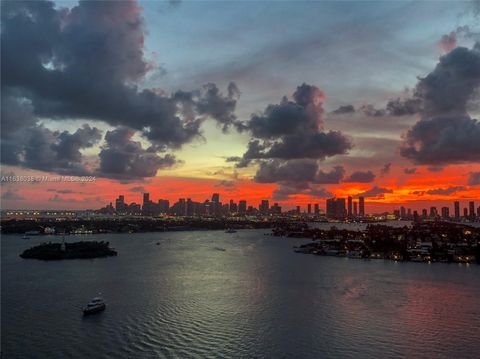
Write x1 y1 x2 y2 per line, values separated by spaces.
229 200 237 213
143 193 150 214
238 200 247 214
469 201 475 219
347 196 352 217
326 197 346 220
454 201 460 220
353 202 358 216
186 198 194 216
159 199 169 213
115 195 125 213
271 203 282 214
212 193 220 203
307 203 312 214
359 197 365 217
441 207 449 219
260 200 269 213
314 203 320 215
400 206 406 219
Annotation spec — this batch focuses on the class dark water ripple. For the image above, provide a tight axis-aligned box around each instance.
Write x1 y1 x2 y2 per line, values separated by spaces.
2 229 480 358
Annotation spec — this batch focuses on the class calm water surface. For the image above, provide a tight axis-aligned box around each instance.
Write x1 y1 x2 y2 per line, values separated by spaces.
2 229 480 358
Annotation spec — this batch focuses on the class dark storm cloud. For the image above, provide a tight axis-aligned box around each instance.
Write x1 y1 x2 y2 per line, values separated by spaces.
272 183 332 201
1 121 102 175
344 170 376 183
98 127 178 180
254 159 344 184
425 186 467 195
332 105 355 115
400 44 480 165
356 186 393 198
315 166 345 184
400 116 480 164
195 82 241 132
231 84 366 199
1 95 37 137
404 167 417 174
234 84 352 167
380 163 391 176
330 98 421 118
416 45 480 117
360 104 386 117
1 0 240 177
53 125 102 165
385 97 422 116
468 171 480 185
254 159 318 183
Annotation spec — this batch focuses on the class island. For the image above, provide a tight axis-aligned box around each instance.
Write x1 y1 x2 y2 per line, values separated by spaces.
20 241 117 260
281 221 480 264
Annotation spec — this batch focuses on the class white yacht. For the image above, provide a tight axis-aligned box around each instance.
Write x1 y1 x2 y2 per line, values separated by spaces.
83 297 106 315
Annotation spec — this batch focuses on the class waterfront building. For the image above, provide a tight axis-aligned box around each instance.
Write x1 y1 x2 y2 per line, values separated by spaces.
238 200 247 214
115 195 126 214
441 207 449 219
326 197 346 220
260 200 270 214
422 209 427 218
159 199 169 214
271 203 282 214
359 197 365 217
454 201 460 220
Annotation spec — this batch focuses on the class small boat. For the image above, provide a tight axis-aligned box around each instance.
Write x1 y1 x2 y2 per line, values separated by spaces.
225 229 237 233
22 235 30 240
156 242 160 245
214 247 226 252
83 297 106 315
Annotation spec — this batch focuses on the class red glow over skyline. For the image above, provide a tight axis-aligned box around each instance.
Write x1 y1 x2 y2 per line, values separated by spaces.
2 165 479 214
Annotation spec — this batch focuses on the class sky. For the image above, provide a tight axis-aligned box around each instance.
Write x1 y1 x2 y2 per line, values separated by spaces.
1 0 480 213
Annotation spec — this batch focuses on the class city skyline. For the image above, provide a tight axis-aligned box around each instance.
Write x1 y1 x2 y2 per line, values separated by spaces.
98 191 480 220
1 0 480 212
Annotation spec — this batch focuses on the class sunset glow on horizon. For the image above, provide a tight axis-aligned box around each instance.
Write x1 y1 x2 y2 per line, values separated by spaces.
1 0 480 213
